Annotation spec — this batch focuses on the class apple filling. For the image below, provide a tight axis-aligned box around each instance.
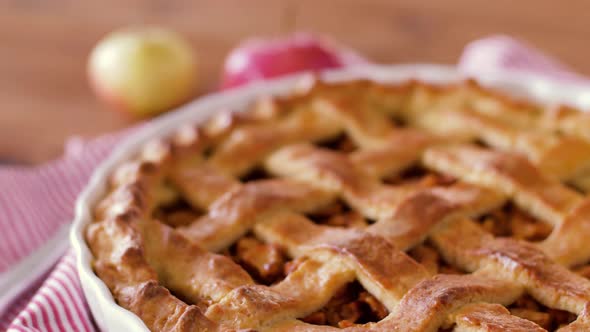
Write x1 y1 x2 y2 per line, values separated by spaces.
508 295 576 331
301 281 389 328
476 203 553 241
408 242 466 276
384 167 456 188
316 133 357 153
306 199 370 228
223 235 290 285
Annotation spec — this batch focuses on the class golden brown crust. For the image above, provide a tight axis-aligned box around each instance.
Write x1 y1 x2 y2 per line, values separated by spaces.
86 78 590 331
453 303 546 331
381 274 525 331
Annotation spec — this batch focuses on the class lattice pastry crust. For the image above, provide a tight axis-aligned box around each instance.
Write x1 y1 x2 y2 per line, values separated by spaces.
87 78 590 331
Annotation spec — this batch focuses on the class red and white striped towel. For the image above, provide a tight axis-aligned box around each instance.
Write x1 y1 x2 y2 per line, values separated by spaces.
1 34 587 331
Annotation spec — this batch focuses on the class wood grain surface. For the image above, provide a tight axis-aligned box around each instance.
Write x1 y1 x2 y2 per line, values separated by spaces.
1 0 589 164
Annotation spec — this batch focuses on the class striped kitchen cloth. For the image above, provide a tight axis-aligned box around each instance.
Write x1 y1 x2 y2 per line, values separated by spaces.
1 34 587 331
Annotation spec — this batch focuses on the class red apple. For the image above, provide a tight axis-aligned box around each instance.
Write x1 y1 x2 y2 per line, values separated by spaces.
221 34 348 90
88 26 198 117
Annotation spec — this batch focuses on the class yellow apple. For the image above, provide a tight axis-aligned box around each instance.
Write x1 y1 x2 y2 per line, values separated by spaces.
88 26 197 117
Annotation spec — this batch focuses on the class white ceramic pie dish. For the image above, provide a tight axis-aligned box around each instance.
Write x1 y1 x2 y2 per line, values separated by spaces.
70 64 590 332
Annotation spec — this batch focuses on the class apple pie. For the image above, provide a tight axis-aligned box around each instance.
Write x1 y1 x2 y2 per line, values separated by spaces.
86 78 590 331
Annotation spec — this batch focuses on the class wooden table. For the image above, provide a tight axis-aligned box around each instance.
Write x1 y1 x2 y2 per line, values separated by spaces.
2 0 589 164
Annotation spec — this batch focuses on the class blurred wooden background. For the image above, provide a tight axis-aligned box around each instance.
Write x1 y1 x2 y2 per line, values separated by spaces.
1 0 589 164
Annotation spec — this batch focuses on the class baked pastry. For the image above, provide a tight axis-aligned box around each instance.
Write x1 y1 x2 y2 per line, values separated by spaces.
86 78 590 331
